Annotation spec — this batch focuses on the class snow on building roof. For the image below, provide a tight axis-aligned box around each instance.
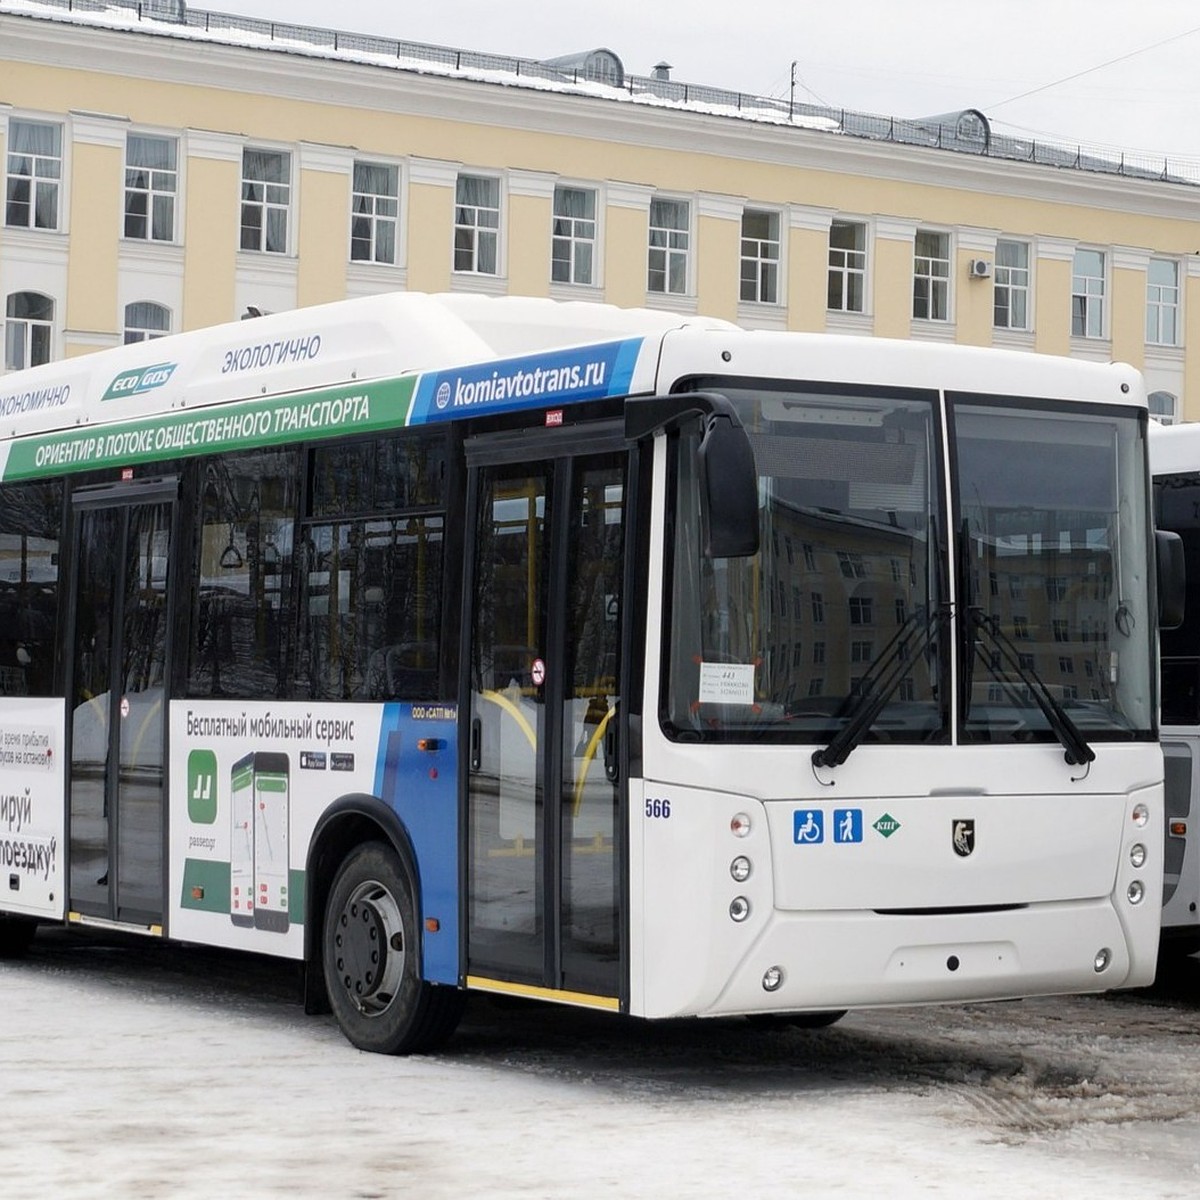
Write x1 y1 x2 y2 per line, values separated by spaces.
3 0 1199 186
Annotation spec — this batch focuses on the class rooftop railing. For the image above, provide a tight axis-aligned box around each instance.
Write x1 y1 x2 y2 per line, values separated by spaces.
10 0 1200 187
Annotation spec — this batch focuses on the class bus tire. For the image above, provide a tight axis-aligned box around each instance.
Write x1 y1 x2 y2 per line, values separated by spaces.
322 841 463 1055
0 915 37 958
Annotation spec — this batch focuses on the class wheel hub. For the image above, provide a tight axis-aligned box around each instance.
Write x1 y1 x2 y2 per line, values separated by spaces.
332 880 405 1017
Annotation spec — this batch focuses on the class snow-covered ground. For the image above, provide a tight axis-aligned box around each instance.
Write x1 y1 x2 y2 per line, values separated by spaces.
2 929 1198 1198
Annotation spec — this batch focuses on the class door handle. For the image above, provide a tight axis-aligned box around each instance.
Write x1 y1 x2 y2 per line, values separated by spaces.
470 716 482 772
603 712 619 783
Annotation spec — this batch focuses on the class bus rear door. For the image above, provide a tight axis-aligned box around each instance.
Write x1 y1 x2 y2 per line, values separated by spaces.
66 480 176 930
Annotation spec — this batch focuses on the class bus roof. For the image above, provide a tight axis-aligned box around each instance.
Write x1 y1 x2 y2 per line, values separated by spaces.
0 292 735 443
1149 420 1200 475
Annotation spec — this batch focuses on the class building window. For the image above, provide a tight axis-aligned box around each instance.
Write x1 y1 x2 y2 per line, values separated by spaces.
851 640 874 664
828 220 866 312
124 301 171 344
1149 391 1179 425
849 596 874 625
1146 258 1179 346
913 230 950 321
4 292 54 370
993 239 1029 330
551 186 596 285
240 149 290 254
124 134 177 242
351 161 399 265
740 209 779 303
648 197 689 295
5 119 62 231
454 174 500 275
1071 248 1106 338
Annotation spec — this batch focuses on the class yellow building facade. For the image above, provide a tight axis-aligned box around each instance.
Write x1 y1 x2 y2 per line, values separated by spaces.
3 2 1200 419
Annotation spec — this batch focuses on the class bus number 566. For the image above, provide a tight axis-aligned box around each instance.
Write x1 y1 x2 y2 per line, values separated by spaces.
645 798 672 818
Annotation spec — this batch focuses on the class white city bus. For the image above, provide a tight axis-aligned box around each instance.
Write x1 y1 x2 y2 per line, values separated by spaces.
1149 420 1200 953
0 293 1171 1053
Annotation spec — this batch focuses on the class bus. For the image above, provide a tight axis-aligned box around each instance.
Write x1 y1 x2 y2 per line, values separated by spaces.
0 292 1174 1054
1149 419 1200 954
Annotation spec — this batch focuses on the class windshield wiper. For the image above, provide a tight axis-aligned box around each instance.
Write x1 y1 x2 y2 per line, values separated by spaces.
967 609 1095 767
812 606 942 769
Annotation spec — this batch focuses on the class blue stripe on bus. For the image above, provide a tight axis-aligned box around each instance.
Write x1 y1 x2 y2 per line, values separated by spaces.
406 337 644 426
374 703 460 984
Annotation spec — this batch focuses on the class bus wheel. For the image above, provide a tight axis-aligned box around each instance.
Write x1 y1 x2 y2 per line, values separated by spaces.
0 915 37 958
322 841 463 1055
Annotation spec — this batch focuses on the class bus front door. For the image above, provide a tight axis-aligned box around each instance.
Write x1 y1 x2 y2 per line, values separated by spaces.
67 483 175 928
464 434 628 1005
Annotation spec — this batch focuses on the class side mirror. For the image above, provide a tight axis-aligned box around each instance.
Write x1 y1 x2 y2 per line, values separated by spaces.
1157 529 1186 630
698 413 759 558
624 391 760 559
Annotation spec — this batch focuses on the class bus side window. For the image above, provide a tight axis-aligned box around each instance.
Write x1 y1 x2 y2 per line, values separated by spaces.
186 449 300 699
0 480 63 698
302 433 449 703
300 516 443 702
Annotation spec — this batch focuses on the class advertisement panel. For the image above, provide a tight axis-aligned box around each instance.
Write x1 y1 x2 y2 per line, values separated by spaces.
0 698 66 920
169 699 459 980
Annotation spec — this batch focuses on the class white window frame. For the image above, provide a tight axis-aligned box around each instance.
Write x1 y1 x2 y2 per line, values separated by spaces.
913 229 950 321
828 219 866 313
1148 390 1179 425
240 147 292 255
4 291 55 370
454 173 501 276
551 184 597 286
740 208 780 305
1146 258 1180 347
993 239 1030 331
123 300 172 344
648 196 691 296
5 118 63 232
1071 248 1107 339
350 160 400 266
124 133 177 243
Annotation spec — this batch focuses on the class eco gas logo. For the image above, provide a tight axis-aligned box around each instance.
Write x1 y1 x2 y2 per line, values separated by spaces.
102 362 177 401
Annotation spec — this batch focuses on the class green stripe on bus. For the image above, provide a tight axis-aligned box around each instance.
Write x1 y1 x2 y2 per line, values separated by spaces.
3 376 416 482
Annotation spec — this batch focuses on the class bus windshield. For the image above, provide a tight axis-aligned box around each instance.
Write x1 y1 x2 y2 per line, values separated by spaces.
953 399 1153 742
664 381 945 742
664 381 1153 747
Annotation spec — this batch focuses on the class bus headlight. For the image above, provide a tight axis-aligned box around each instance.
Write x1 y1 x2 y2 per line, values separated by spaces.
1127 880 1144 905
762 966 784 992
730 856 752 882
1130 843 1146 869
1131 803 1149 828
729 896 750 922
730 813 752 838
1094 948 1111 972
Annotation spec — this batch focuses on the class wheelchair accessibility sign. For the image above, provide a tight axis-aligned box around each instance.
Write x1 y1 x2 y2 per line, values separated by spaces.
794 808 863 845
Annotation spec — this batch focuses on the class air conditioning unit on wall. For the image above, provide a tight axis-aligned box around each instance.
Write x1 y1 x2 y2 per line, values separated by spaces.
969 258 993 279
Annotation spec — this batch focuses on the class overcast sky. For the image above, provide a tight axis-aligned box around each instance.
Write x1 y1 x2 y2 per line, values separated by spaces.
211 0 1200 162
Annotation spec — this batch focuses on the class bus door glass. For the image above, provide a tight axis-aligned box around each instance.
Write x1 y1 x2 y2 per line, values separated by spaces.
465 437 626 1000
68 485 174 925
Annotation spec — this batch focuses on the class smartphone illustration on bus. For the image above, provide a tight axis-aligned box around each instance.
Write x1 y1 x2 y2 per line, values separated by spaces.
229 753 255 927
251 752 290 933
229 751 290 933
